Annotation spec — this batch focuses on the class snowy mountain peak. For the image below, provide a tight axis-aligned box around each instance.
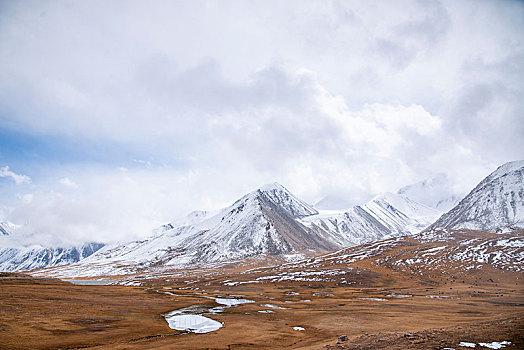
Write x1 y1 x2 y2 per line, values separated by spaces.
427 160 524 232
479 160 524 186
257 182 287 193
243 182 318 219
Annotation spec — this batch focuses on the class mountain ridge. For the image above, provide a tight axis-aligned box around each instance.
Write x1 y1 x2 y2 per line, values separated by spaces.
427 160 524 232
27 184 444 277
4 160 523 275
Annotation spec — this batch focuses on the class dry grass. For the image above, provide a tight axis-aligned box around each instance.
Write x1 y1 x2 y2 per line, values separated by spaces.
1 231 523 349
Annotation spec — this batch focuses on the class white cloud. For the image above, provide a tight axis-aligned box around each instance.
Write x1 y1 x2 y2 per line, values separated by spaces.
0 0 522 245
59 177 78 188
0 166 30 185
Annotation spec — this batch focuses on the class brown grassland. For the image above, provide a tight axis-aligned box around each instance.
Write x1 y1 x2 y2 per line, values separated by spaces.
0 231 522 349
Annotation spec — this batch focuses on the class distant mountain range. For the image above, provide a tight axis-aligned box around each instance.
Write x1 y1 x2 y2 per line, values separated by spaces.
52 184 441 277
0 243 104 272
1 160 523 274
0 222 104 272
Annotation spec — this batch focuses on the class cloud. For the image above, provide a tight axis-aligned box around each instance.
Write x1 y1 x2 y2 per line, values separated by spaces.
0 0 522 245
0 166 30 185
59 177 78 188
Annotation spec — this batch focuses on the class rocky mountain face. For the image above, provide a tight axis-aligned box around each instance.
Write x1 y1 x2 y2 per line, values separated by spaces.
301 192 441 247
427 160 524 232
37 184 443 277
0 242 104 271
0 221 105 272
72 183 336 272
6 160 523 275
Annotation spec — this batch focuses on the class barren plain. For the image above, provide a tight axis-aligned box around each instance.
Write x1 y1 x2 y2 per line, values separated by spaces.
1 230 522 349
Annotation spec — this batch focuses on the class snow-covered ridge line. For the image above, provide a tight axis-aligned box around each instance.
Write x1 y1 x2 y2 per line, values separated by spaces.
7 160 523 276
428 160 524 232
27 183 442 277
0 243 105 272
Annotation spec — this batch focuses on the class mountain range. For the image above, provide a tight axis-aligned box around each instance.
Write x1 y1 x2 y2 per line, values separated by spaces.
0 243 104 272
1 160 523 274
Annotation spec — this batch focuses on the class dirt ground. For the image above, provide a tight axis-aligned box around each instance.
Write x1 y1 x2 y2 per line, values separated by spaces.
1 232 523 349
0 271 522 349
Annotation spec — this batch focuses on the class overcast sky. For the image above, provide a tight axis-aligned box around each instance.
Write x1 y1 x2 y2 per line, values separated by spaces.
0 0 523 246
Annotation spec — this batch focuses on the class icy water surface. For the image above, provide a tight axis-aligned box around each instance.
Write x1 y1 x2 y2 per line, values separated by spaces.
163 293 254 333
164 312 222 333
63 279 112 285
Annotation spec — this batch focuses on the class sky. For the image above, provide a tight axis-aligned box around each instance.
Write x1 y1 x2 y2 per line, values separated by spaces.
0 0 523 246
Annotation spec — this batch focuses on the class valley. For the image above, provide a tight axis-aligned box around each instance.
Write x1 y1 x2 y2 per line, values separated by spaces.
1 229 522 349
2 2 523 349
1 162 523 349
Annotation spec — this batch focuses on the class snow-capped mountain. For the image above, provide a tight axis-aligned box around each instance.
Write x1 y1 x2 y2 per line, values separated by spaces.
427 160 524 232
67 183 334 274
302 192 441 246
41 184 443 277
0 243 104 271
397 173 462 212
0 221 105 272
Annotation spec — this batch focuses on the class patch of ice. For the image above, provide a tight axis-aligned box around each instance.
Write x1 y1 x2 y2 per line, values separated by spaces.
261 303 288 309
458 342 476 348
63 279 112 285
426 295 459 299
357 297 388 301
214 298 254 307
164 313 222 334
293 326 305 331
387 293 412 298
478 341 511 349
258 310 275 313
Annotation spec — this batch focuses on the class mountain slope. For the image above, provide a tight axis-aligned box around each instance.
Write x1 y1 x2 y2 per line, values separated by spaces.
62 183 333 275
0 221 105 272
29 184 444 277
302 192 441 246
427 160 524 232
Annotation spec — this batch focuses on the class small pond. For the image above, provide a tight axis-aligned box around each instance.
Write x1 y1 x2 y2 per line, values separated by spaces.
163 294 254 334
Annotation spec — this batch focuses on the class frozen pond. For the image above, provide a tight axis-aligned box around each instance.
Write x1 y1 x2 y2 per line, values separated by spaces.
63 279 112 285
164 312 222 334
163 294 254 334
215 298 254 307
